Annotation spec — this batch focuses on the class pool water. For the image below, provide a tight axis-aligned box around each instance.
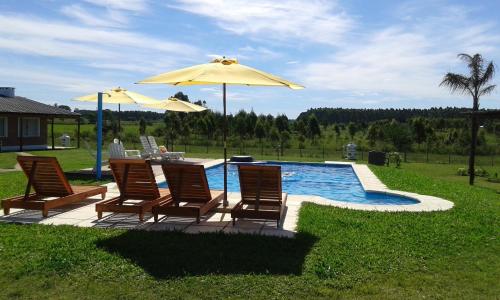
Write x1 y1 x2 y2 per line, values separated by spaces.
159 162 419 205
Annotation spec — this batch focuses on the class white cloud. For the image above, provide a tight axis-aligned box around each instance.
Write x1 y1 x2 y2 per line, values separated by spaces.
169 0 353 45
291 5 500 103
84 0 149 12
61 4 129 28
0 14 200 73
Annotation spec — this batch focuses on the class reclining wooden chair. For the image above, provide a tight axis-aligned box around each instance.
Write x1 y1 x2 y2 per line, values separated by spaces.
152 164 223 223
96 159 171 222
231 165 287 228
2 156 107 217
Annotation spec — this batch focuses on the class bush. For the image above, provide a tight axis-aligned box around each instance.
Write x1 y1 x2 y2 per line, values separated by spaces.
457 168 467 176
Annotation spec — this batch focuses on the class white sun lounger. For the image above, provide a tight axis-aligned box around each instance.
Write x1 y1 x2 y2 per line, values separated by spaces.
140 136 185 160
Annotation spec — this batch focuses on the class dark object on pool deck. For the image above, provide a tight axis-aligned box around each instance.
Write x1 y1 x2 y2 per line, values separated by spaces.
230 155 254 163
96 159 171 221
231 164 287 228
153 164 224 223
368 151 386 166
2 156 107 217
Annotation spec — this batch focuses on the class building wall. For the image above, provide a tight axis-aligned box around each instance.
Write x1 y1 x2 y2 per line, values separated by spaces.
0 114 48 151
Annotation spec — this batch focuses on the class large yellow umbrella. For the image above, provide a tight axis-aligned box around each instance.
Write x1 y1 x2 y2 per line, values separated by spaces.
137 57 304 206
142 97 207 112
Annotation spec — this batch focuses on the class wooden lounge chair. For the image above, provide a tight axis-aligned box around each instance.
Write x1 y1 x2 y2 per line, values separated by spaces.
231 165 287 228
2 156 107 217
152 164 223 223
96 159 171 222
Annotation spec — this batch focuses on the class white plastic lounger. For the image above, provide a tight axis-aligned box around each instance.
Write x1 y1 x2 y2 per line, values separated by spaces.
109 143 141 159
147 136 185 161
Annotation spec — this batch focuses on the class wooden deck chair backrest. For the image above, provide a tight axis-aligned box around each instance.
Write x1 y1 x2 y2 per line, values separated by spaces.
147 136 159 151
238 165 282 207
162 164 211 203
17 156 73 197
109 143 126 159
109 159 160 201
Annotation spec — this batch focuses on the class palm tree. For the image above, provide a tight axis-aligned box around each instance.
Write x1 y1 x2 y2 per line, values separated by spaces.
440 53 496 185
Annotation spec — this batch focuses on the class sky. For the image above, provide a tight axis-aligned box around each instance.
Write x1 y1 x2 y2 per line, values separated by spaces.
0 0 499 118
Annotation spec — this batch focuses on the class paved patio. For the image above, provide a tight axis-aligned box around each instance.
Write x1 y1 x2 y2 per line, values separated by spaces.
0 190 301 238
0 159 454 238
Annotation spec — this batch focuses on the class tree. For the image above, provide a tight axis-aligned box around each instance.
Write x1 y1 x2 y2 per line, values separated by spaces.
385 121 412 152
275 114 289 133
246 110 257 138
307 114 321 144
280 130 291 156
366 124 379 147
234 110 248 153
333 124 340 137
412 117 427 148
440 53 496 185
298 134 306 157
254 119 266 155
295 119 307 136
139 118 147 135
164 112 181 150
58 105 71 111
173 91 189 102
347 122 357 140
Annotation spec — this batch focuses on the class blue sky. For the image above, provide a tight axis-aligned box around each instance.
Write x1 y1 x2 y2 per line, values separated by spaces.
0 0 499 117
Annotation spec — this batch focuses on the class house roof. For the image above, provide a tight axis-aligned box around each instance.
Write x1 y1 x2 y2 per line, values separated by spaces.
0 96 80 117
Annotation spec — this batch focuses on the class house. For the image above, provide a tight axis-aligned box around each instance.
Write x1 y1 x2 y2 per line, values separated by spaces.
0 87 81 152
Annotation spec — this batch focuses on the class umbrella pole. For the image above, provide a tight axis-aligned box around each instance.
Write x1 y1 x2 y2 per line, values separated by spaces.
118 103 121 143
96 92 103 180
223 83 228 207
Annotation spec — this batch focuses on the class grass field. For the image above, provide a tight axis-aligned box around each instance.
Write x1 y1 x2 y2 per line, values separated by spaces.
0 149 499 298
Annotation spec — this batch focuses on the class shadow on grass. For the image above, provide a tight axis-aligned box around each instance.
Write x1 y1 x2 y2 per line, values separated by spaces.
96 230 317 278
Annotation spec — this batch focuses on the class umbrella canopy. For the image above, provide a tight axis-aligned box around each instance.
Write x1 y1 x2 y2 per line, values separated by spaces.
75 87 159 105
142 97 207 112
138 57 304 207
138 58 304 89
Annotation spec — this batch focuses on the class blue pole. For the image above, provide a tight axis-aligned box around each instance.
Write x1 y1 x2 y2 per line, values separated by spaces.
96 92 103 180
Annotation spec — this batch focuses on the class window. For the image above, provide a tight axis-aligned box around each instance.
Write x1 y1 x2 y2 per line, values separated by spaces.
18 117 40 137
0 117 7 137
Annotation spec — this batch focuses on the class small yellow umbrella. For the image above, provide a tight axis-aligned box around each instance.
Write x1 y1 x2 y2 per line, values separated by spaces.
137 57 304 206
74 87 159 138
142 97 207 112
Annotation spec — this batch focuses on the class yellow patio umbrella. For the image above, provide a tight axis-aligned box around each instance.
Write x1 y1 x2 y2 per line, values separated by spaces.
74 87 159 139
142 97 207 112
137 57 304 206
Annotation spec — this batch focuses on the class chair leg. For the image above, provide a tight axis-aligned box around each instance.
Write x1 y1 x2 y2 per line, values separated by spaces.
3 206 10 216
42 209 49 218
196 215 200 224
101 193 106 200
97 211 103 219
139 213 144 222
153 213 158 222
232 218 236 226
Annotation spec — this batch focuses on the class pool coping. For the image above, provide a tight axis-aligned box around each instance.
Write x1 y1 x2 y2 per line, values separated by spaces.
187 159 454 213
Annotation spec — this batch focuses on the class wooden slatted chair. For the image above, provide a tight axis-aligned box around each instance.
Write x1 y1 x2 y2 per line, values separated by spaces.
231 165 287 228
96 159 171 222
153 164 223 223
2 156 107 217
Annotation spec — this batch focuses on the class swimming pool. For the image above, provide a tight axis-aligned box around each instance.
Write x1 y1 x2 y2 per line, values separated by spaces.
159 162 419 205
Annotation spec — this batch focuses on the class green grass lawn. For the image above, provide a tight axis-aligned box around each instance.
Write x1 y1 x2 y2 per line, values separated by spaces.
0 153 499 298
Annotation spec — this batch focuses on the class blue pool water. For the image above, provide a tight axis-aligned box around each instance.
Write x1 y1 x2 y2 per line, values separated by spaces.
159 162 419 205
